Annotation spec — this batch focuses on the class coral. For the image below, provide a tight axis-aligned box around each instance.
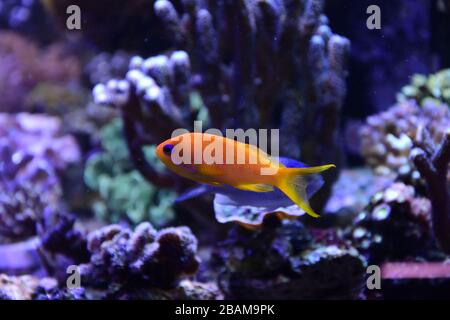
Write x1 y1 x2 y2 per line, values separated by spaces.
33 286 87 300
214 219 366 299
84 51 132 86
24 82 117 155
350 182 434 263
0 274 57 300
98 279 223 300
79 222 200 290
360 99 450 181
0 112 80 171
0 113 80 243
24 82 87 114
0 31 80 112
170 280 223 300
325 168 394 214
412 131 450 254
84 118 176 226
398 69 450 106
0 144 59 243
0 183 45 242
36 208 90 263
93 0 350 209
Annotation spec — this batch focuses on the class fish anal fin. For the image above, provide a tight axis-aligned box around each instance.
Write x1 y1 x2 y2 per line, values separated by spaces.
234 183 274 192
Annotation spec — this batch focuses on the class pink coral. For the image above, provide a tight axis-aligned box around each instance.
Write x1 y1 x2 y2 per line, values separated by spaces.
0 31 80 112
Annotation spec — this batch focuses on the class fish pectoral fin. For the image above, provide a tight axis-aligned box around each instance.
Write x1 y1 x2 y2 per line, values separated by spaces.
234 183 274 192
206 181 222 186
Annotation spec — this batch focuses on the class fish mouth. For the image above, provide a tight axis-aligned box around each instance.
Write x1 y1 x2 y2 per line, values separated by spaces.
155 142 165 158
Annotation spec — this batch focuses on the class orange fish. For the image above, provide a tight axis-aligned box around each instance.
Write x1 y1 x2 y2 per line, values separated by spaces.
156 132 335 217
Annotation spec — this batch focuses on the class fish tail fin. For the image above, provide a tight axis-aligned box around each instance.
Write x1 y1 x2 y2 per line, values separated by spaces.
275 164 336 218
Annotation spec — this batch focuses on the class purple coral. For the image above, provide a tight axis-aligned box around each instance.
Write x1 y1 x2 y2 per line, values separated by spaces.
359 89 450 257
0 143 57 243
361 99 450 180
36 208 90 264
351 182 433 262
93 0 350 208
80 222 200 289
0 32 80 112
214 220 366 299
0 113 80 244
0 113 81 171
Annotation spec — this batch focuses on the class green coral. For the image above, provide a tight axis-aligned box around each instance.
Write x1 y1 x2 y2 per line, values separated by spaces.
398 69 450 106
84 118 176 226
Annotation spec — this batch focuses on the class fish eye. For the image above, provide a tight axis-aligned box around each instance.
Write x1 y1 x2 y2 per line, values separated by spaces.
162 144 173 156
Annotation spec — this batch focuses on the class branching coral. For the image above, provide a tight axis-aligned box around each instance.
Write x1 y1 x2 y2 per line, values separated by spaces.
412 131 450 254
84 51 133 86
93 0 350 208
79 222 200 290
360 99 450 181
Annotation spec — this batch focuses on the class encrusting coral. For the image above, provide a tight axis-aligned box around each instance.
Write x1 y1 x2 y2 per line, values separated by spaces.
79 222 200 290
360 99 450 181
398 69 450 106
350 182 434 263
0 144 59 243
0 113 80 170
359 78 450 257
0 113 80 243
0 31 80 112
93 0 350 210
0 274 56 300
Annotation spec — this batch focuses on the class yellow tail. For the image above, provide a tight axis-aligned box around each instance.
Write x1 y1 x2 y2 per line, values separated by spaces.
275 164 336 218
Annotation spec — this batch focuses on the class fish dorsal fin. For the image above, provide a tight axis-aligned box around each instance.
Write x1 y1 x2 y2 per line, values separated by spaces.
234 183 274 192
